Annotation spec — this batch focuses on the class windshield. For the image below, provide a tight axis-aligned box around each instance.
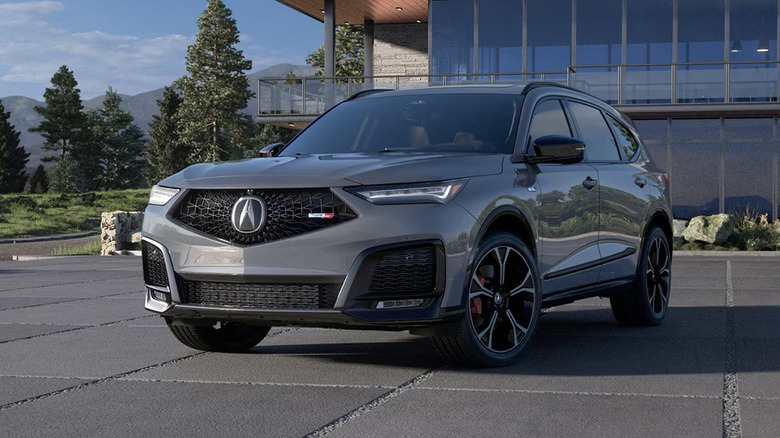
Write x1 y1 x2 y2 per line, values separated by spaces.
280 93 522 156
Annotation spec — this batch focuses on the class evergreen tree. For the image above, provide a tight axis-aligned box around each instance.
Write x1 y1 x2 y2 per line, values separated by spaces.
175 0 253 163
28 164 48 193
29 65 87 162
90 88 146 190
306 26 365 79
49 153 87 193
144 87 187 185
0 99 30 193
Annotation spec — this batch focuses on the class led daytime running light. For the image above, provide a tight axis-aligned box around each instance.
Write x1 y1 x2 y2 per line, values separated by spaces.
148 185 180 206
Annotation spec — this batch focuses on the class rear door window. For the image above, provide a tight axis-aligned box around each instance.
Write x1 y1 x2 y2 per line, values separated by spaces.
567 101 620 162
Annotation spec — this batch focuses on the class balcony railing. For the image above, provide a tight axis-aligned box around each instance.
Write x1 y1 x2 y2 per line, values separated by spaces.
257 61 780 117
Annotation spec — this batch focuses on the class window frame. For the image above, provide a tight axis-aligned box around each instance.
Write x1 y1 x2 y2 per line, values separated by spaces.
605 113 641 162
524 97 575 154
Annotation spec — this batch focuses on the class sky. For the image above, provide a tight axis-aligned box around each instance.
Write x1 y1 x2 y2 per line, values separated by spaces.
0 0 323 100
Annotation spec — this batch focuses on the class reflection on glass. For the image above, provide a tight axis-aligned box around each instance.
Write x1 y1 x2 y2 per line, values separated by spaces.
478 0 522 74
527 0 571 72
678 0 724 63
627 0 673 64
431 0 474 79
730 0 777 62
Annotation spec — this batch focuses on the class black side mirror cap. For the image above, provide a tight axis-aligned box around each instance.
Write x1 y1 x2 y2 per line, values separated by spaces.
529 135 585 164
259 142 285 158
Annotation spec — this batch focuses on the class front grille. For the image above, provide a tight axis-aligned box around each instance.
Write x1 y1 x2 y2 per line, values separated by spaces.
142 241 169 288
369 246 436 295
173 189 357 246
178 279 339 310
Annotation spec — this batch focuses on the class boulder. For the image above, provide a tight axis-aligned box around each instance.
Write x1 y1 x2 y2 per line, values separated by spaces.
673 219 689 244
101 211 144 255
682 214 736 244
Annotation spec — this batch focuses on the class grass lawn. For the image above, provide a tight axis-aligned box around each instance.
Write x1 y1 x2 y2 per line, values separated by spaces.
0 189 150 239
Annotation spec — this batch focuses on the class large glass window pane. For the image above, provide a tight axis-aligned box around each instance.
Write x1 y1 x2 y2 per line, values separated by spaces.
724 118 774 217
627 0 673 64
431 0 475 78
730 0 778 101
730 0 777 62
576 0 621 65
677 0 726 103
679 0 725 63
574 0 621 103
478 0 522 76
528 0 571 72
669 119 721 218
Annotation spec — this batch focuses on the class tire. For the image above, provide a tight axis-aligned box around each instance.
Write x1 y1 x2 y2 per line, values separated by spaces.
432 232 541 367
610 226 672 326
167 319 271 352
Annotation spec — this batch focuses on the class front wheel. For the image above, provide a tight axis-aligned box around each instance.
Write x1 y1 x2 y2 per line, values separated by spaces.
167 319 271 352
610 226 672 325
433 233 541 367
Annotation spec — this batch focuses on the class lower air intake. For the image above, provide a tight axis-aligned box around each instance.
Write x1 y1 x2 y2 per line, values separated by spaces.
178 279 339 310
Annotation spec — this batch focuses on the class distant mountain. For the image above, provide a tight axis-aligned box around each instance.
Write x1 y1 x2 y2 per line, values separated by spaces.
1 63 317 169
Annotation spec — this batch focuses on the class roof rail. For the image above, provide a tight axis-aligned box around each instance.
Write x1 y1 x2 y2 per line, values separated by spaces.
346 88 393 101
521 81 603 101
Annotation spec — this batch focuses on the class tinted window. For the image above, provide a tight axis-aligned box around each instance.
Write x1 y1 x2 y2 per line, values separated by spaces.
528 99 571 147
607 115 639 160
281 94 522 155
568 101 619 161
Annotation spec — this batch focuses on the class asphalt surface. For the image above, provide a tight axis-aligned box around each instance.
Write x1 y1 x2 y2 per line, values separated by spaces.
0 255 777 437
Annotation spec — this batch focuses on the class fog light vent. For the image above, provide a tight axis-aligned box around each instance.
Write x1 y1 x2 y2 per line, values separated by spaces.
376 299 425 309
149 288 170 302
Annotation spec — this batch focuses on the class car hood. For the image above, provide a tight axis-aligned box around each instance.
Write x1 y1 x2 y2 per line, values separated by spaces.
159 153 504 188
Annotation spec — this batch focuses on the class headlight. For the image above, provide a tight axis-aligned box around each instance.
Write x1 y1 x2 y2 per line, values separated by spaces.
148 185 180 206
347 179 467 204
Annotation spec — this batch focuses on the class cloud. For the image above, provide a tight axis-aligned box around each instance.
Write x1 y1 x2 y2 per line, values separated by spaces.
0 1 191 98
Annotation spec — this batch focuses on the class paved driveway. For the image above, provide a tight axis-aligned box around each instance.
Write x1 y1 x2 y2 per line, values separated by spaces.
0 255 777 437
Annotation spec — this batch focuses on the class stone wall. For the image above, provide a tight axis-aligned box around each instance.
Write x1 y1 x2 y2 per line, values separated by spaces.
101 211 143 256
374 23 429 78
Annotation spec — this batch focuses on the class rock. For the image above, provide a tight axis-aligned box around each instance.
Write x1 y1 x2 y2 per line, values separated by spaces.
101 211 144 255
673 219 689 244
682 214 736 244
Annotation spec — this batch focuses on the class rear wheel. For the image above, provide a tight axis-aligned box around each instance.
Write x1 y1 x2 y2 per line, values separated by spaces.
433 233 541 367
167 319 271 352
610 226 671 325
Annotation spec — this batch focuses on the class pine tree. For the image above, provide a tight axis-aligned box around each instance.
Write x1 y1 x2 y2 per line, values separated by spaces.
0 99 30 193
144 87 187 185
306 25 365 80
29 66 87 162
90 88 146 190
175 0 253 163
49 153 87 193
28 164 48 193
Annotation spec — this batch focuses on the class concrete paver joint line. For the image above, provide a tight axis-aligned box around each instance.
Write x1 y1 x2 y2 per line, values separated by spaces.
303 364 445 438
0 289 143 313
722 260 742 438
415 386 722 400
0 324 302 410
0 274 140 293
0 315 156 345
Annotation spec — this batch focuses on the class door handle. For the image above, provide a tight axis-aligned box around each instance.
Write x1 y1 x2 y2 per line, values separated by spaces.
582 176 597 190
634 177 646 188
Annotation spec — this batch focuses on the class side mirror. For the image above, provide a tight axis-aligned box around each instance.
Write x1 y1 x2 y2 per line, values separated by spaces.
529 135 585 163
259 142 285 158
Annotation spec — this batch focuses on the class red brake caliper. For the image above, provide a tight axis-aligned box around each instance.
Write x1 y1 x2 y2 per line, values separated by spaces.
471 269 485 321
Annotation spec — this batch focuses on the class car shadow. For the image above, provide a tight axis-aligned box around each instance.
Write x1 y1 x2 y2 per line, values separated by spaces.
252 305 780 375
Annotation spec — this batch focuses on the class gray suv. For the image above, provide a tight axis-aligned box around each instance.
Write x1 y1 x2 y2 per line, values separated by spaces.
142 83 672 367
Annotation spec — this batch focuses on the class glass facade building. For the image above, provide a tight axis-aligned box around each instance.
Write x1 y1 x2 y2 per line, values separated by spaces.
431 0 780 104
430 0 780 219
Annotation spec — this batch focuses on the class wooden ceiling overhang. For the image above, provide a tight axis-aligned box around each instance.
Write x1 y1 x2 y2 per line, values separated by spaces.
278 0 429 25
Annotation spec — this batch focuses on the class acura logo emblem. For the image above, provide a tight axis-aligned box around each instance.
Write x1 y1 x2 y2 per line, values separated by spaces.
231 195 267 234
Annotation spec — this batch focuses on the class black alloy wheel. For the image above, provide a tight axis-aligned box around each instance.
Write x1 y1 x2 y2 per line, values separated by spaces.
433 233 541 367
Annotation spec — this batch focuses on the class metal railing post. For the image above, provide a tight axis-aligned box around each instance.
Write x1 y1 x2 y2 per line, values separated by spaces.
348 78 352 98
725 62 731 103
257 79 262 115
670 64 677 103
618 66 624 105
395 76 400 90
302 79 307 115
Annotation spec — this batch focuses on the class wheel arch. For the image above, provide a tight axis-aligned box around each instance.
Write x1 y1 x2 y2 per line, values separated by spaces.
476 207 537 259
642 208 673 254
